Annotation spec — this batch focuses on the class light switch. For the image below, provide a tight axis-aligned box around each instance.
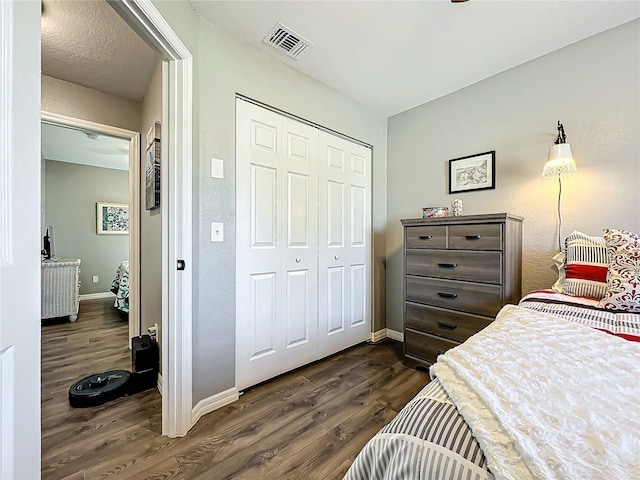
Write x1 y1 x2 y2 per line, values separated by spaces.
211 222 224 242
211 158 224 179
92 275 99 283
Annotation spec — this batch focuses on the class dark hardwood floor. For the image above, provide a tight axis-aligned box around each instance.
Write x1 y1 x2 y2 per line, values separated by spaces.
41 298 430 480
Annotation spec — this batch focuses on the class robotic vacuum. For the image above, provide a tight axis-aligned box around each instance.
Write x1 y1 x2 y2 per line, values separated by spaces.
68 334 159 408
68 370 131 408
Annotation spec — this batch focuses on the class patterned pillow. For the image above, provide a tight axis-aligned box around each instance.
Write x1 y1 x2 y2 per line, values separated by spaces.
561 231 608 300
599 229 640 312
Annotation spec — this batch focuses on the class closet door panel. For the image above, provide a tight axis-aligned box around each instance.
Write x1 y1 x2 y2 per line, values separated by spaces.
251 165 278 248
249 272 278 359
236 101 284 390
287 173 309 247
351 185 365 247
280 118 318 370
318 133 371 358
350 264 366 327
285 269 309 346
326 266 345 334
327 181 344 247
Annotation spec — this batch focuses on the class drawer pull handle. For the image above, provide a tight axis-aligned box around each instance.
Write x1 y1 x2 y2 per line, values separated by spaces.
418 235 433 240
437 292 458 299
437 263 457 269
437 350 447 356
465 235 482 241
437 321 457 330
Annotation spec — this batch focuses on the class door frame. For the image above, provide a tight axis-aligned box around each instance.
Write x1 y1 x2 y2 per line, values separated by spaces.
1 1 42 477
40 112 141 343
108 0 194 438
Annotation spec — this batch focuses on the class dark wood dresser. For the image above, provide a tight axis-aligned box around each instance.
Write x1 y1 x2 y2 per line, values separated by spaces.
401 213 523 369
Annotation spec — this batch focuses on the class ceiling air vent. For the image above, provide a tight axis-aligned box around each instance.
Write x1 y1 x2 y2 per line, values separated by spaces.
263 23 313 60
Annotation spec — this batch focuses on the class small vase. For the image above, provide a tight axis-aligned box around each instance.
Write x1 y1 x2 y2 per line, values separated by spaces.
452 199 462 216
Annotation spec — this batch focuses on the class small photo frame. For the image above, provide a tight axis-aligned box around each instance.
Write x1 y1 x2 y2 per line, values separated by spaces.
448 150 495 194
96 202 129 235
422 207 448 218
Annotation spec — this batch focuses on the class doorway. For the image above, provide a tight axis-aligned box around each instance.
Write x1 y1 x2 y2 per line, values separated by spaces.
40 113 141 343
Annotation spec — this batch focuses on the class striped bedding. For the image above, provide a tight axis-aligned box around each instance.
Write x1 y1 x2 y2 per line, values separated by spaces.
344 379 491 480
519 290 640 341
345 297 640 480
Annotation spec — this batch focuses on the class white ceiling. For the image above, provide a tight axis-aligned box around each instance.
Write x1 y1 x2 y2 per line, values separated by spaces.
41 0 158 101
191 0 640 116
39 1 639 116
42 123 130 171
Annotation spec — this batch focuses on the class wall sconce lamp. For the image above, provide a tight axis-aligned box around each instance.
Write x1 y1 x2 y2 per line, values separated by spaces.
542 121 577 251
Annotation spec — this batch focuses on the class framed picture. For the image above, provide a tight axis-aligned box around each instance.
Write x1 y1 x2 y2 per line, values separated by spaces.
448 151 496 194
145 121 161 210
96 202 129 235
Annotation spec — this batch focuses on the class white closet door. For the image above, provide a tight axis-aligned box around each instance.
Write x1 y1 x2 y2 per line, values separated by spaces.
280 119 319 371
236 102 283 390
317 132 372 358
236 100 318 390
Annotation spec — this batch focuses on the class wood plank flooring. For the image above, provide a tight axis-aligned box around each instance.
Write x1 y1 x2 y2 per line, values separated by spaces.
42 298 430 480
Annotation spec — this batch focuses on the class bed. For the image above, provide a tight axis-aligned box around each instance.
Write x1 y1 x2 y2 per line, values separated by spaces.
110 260 130 313
345 228 640 480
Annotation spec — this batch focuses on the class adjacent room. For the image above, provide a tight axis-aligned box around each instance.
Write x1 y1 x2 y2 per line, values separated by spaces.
0 1 638 479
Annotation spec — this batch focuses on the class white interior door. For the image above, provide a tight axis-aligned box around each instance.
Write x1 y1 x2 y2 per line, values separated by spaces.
236 100 318 390
0 1 41 478
318 132 372 358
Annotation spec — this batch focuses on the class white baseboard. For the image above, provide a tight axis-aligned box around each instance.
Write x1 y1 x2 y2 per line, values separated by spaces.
157 372 163 395
370 329 387 343
191 387 239 427
370 328 404 343
386 329 404 342
79 292 115 301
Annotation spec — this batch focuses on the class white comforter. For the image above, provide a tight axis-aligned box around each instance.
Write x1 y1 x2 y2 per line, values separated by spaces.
431 304 640 480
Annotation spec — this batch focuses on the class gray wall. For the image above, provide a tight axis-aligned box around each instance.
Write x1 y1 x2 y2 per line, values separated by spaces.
386 20 640 332
140 60 163 334
44 160 129 295
152 1 388 405
41 75 142 132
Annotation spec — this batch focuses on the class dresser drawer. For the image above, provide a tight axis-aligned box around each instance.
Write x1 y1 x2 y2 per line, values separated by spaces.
405 226 446 249
406 276 503 316
405 329 459 365
406 302 493 342
406 249 502 284
449 223 502 250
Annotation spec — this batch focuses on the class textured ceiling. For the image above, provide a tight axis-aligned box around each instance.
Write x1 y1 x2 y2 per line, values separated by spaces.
41 0 158 101
42 123 130 171
191 0 640 116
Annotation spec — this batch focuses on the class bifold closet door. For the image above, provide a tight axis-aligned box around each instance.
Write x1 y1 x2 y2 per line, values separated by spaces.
317 132 372 358
236 100 318 391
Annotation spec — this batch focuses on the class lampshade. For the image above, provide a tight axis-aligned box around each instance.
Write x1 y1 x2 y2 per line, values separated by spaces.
542 143 577 178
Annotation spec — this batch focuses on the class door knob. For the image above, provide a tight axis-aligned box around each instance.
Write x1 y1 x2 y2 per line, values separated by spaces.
295 257 301 263
334 255 339 260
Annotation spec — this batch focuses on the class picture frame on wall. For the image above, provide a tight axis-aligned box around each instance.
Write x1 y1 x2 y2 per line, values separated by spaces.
145 121 161 210
448 150 496 194
96 202 129 235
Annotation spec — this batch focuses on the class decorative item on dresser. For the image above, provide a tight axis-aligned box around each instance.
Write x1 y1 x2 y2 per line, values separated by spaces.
401 213 523 369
